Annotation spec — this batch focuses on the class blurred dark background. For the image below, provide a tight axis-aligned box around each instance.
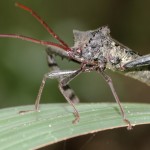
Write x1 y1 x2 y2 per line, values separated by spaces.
0 0 150 150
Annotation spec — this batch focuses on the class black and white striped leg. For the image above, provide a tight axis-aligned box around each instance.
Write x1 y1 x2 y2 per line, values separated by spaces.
46 49 80 104
59 68 82 124
34 69 81 110
19 49 80 116
46 51 82 123
33 68 82 124
46 50 60 71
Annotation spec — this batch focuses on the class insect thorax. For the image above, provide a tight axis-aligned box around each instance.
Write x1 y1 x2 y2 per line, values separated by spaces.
72 26 110 63
71 26 139 71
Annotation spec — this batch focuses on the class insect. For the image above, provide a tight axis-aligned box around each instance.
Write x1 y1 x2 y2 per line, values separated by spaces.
0 3 150 130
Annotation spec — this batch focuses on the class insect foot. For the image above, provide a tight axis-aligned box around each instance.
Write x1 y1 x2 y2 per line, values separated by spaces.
124 118 133 130
72 112 80 124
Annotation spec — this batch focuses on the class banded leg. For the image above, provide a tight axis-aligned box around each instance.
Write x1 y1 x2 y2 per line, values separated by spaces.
33 68 82 124
46 48 80 104
19 52 81 118
99 70 132 130
58 68 83 124
35 52 81 111
34 69 81 110
46 50 83 123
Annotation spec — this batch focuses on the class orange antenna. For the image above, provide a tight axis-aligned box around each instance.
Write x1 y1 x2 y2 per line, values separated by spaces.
15 2 70 50
0 34 68 50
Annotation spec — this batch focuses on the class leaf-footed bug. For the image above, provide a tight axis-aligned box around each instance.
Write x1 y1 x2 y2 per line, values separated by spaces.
0 3 150 130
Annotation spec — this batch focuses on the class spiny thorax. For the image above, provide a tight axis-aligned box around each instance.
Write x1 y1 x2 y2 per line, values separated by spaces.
71 26 111 63
71 26 139 71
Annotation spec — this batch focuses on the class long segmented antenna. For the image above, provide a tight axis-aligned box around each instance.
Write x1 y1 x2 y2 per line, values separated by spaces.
0 34 68 50
0 3 71 51
15 2 70 50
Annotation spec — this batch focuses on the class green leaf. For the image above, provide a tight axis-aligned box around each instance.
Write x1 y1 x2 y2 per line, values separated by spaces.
0 103 150 150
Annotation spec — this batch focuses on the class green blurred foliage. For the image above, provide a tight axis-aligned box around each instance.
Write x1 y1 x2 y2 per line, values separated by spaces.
0 0 150 150
0 0 150 108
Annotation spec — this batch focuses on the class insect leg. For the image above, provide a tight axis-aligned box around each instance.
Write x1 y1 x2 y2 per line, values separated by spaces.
46 48 80 104
34 57 81 112
58 68 82 124
34 67 82 123
99 70 132 130
19 70 78 114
